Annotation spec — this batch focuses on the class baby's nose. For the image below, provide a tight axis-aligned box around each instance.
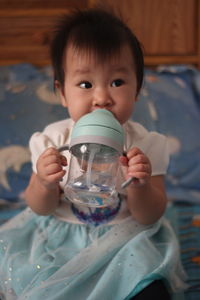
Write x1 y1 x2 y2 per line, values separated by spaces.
93 89 112 107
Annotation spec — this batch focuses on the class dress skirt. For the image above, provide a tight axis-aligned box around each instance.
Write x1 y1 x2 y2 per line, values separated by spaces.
0 208 186 300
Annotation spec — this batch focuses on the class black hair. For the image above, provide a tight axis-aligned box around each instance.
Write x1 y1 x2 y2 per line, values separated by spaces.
51 8 144 95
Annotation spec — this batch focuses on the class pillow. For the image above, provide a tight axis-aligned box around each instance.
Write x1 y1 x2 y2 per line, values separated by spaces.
133 65 200 203
0 64 67 222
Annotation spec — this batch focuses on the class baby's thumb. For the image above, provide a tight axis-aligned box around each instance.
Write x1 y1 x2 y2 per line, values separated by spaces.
119 155 128 166
60 155 68 166
119 155 129 178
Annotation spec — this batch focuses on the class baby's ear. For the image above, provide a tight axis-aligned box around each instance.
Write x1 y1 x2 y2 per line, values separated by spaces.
54 80 63 92
54 80 68 107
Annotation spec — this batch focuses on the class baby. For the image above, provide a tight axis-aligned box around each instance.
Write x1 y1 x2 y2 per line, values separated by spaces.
0 8 186 300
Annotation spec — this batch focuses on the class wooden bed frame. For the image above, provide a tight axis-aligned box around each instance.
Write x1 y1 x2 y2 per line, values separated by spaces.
0 0 200 68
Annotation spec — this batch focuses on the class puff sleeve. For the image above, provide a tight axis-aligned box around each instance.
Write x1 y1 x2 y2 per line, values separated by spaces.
125 121 169 175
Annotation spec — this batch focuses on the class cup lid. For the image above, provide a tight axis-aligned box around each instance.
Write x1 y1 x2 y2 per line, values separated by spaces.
70 109 124 153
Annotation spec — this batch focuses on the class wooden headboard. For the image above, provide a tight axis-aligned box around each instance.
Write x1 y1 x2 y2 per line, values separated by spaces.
1 0 200 68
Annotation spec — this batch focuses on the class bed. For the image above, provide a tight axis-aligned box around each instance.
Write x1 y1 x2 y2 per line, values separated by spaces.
0 1 200 299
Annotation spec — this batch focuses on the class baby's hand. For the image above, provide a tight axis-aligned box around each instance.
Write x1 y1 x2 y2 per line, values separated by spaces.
120 147 152 186
36 147 67 189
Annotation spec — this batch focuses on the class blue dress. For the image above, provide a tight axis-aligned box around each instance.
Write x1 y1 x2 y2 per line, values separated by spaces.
0 206 186 300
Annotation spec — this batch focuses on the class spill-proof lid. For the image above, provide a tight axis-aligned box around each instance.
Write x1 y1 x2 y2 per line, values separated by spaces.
69 109 124 153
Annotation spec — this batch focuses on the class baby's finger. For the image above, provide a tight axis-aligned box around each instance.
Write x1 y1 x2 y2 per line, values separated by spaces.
45 162 64 175
60 155 67 166
46 169 66 184
41 147 59 158
128 154 148 166
126 147 143 159
42 152 67 168
42 154 61 167
128 163 151 175
119 155 128 166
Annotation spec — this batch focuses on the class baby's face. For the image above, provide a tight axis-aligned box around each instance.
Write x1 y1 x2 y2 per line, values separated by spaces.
60 44 138 124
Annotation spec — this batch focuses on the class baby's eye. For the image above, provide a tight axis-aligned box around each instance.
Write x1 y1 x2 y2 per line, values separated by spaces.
79 81 92 89
111 79 124 87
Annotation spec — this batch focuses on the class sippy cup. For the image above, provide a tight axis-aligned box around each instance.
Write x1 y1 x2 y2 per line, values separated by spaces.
59 109 133 208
